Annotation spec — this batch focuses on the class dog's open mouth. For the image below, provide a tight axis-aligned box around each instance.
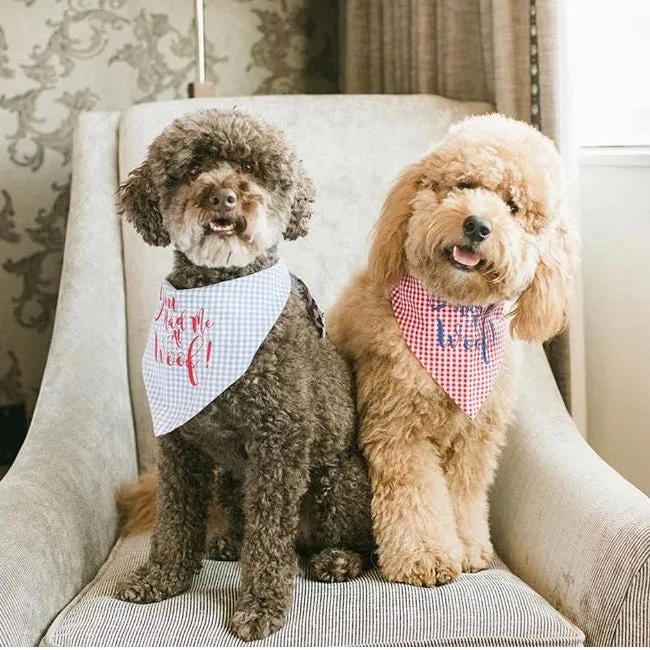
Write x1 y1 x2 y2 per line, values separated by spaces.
204 220 237 237
446 245 484 272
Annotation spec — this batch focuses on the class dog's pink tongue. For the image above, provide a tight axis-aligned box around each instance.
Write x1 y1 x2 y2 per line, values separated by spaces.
453 245 482 267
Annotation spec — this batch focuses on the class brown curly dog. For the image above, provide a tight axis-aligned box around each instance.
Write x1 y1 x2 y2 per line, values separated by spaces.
328 114 579 588
115 109 372 641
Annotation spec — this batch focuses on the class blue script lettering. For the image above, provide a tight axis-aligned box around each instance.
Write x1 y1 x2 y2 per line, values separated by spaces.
435 306 498 365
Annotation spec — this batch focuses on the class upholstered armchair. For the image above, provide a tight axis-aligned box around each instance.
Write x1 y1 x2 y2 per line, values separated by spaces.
1 95 648 647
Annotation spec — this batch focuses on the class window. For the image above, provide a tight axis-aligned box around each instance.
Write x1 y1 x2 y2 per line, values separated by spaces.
568 0 650 147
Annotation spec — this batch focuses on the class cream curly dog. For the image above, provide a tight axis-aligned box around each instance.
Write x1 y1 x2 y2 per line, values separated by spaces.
328 114 579 588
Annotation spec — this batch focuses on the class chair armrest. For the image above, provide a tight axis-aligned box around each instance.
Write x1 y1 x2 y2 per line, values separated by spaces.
491 343 650 647
0 112 138 646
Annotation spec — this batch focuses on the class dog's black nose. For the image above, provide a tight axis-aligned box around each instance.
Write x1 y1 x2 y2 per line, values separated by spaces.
463 215 491 242
209 188 237 210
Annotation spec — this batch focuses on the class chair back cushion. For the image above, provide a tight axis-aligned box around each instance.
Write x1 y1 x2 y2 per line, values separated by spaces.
118 95 492 468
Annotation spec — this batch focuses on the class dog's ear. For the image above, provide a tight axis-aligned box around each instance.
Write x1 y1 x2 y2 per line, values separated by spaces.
510 201 579 342
117 161 170 247
368 163 424 291
284 161 315 240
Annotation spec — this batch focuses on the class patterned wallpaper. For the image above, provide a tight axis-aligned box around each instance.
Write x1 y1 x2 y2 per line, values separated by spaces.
0 0 337 413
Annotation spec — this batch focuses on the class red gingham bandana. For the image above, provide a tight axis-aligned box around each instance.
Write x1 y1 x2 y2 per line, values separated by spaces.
391 275 508 419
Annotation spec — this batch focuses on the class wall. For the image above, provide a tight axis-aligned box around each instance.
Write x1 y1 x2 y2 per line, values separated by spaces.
580 150 650 496
0 0 337 414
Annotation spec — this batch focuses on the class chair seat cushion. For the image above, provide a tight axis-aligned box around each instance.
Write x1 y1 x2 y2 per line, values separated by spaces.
42 534 584 647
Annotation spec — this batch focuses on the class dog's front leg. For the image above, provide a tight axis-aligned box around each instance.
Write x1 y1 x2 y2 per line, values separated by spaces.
115 431 214 603
229 439 309 641
364 432 463 588
450 486 493 573
445 435 503 573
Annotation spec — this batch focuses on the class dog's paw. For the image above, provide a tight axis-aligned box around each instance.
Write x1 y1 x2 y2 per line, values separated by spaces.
381 547 462 587
113 563 192 603
205 533 241 561
461 541 493 573
309 548 364 583
230 603 286 641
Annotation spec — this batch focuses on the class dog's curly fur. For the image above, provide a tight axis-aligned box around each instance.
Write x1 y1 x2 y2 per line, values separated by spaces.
328 114 579 588
115 109 373 641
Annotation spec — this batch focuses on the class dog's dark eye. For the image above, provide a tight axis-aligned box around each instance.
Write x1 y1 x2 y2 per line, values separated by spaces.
188 164 201 178
241 161 253 173
458 181 476 190
506 199 519 214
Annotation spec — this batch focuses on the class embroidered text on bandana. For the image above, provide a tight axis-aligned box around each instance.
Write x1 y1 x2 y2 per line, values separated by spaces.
391 275 508 419
143 259 292 436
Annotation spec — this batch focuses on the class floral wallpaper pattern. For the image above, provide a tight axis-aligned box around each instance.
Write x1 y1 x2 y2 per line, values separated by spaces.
0 0 337 413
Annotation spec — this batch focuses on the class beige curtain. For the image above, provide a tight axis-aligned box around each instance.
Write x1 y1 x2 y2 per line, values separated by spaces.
340 0 573 412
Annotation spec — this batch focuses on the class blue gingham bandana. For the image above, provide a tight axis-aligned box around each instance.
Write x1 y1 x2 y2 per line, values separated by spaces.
142 259 292 436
